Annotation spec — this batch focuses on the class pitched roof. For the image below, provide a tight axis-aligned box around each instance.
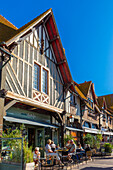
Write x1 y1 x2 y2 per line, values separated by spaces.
0 15 17 43
78 81 92 97
6 8 52 44
0 9 75 92
75 85 93 110
97 96 106 110
0 9 52 44
99 94 113 111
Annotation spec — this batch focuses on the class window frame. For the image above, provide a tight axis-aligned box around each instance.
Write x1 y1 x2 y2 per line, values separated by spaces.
33 62 49 95
33 63 41 91
42 68 48 94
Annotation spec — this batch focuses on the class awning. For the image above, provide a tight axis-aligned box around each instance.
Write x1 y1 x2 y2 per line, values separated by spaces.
3 116 58 128
103 131 112 135
83 128 101 134
84 127 113 136
110 132 113 136
66 126 83 132
103 132 111 135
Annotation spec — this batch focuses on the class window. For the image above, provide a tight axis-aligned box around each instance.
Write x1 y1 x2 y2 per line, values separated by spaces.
106 116 108 123
88 98 93 108
109 117 111 124
83 122 90 128
70 94 75 106
33 64 40 91
92 124 97 129
42 69 48 94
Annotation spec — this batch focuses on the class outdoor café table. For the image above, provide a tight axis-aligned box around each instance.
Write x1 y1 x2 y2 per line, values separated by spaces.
57 149 69 155
57 149 69 162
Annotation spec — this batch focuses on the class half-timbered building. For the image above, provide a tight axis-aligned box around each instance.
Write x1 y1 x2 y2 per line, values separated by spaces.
98 95 113 143
0 9 76 150
77 81 101 136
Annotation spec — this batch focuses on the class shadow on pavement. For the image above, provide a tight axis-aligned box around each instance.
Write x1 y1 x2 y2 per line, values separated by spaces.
81 167 113 170
95 156 113 160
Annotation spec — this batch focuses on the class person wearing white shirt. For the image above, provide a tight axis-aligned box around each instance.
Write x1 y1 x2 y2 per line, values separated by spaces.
45 139 64 165
33 147 40 166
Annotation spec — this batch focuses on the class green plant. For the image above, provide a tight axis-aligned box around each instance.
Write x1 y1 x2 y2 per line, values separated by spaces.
83 133 93 147
104 143 112 153
95 133 102 149
83 133 102 149
2 124 33 163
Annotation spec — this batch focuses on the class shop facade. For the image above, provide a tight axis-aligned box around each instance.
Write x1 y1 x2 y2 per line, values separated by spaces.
3 106 60 151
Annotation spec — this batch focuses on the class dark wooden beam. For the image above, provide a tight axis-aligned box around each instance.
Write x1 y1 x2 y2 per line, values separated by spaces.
4 99 17 111
44 46 50 52
0 89 7 98
56 59 66 66
44 13 52 24
49 35 59 44
64 82 73 92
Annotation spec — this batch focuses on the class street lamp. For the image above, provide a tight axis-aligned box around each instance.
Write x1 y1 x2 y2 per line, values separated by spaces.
69 115 74 123
69 105 78 123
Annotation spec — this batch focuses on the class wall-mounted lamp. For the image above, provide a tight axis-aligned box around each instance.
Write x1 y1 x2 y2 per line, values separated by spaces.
69 115 74 123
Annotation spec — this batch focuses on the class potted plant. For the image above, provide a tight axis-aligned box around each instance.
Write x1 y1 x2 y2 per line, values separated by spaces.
104 143 112 156
1 124 33 168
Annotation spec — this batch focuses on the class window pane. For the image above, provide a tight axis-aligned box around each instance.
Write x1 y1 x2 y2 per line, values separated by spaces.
33 64 40 91
42 69 48 94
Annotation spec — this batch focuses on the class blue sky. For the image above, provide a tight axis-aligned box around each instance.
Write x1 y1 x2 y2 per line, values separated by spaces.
1 0 113 96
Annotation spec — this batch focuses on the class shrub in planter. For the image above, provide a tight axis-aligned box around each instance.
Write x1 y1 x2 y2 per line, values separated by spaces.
2 125 33 163
104 143 112 153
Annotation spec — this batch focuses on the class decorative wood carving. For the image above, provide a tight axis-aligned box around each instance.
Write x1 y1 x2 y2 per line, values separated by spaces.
33 90 49 104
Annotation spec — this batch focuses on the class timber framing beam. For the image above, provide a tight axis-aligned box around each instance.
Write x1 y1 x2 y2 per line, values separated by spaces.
56 59 66 66
4 100 17 111
64 82 73 92
49 35 59 44
44 13 52 24
44 46 50 52
56 112 63 125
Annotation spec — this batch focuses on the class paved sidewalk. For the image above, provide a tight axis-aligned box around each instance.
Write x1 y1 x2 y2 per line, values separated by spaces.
71 156 113 170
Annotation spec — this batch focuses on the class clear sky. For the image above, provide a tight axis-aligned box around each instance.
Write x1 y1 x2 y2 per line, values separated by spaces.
1 0 113 96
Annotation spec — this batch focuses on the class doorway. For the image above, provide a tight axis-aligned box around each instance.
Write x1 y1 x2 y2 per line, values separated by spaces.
37 128 45 147
28 128 35 149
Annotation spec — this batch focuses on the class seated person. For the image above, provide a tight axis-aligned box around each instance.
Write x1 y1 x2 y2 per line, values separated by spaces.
33 147 40 167
85 144 92 160
78 143 84 151
45 139 64 165
51 141 56 152
76 143 85 160
68 140 76 159
66 140 71 149
85 144 91 152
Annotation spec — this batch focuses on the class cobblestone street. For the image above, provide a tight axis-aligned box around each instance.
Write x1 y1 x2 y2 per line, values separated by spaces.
71 157 113 170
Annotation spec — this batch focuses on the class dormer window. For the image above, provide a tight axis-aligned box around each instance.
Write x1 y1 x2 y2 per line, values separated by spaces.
88 98 93 108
